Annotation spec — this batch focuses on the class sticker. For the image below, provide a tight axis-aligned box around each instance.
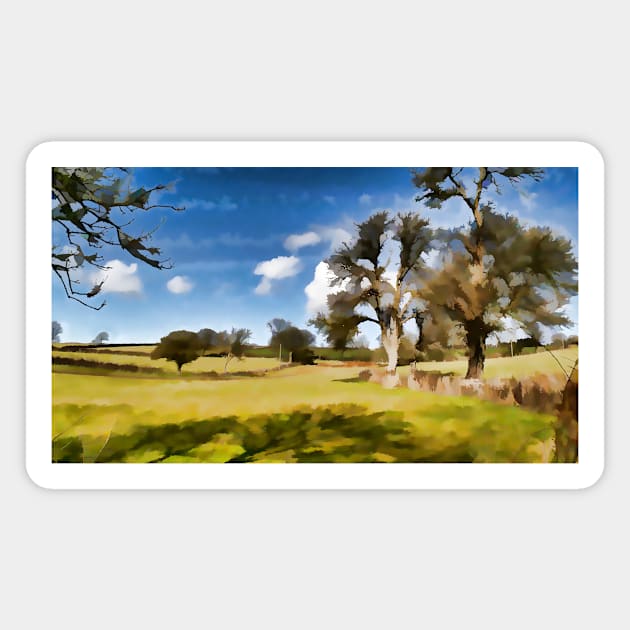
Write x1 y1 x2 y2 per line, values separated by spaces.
26 141 604 488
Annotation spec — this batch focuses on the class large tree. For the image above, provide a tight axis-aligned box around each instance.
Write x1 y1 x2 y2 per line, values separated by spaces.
52 167 181 309
310 211 433 385
412 167 552 378
151 330 203 375
423 210 577 377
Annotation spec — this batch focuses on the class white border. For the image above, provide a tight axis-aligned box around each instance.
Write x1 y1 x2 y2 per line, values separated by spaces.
26 141 604 489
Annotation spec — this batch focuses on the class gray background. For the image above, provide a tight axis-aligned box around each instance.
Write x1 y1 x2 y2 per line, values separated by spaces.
3 1 626 628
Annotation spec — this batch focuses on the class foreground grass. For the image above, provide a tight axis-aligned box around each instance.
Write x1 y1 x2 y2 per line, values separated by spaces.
52 364 556 463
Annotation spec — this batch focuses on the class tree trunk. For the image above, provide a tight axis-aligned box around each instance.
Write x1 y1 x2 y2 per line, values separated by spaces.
381 324 400 389
177 364 182 376
464 318 486 379
382 328 399 374
224 353 232 373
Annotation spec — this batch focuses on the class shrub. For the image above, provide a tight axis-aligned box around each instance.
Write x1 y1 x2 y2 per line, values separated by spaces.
292 347 317 365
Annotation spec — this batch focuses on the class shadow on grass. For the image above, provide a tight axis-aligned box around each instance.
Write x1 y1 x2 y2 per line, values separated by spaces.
53 401 554 464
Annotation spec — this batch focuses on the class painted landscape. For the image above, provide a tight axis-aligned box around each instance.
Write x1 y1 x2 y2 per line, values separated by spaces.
52 166 578 463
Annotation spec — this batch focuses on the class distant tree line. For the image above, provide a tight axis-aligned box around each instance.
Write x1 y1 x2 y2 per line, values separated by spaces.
151 328 252 374
149 318 321 375
52 322 111 345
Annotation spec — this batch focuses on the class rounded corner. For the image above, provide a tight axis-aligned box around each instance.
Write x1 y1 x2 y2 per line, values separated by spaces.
25 460 55 491
573 141 605 170
577 459 605 490
25 140 59 170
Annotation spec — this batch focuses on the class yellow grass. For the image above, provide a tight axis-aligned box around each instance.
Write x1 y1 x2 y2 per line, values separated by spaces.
398 347 578 379
51 348 572 463
53 350 279 374
91 345 156 354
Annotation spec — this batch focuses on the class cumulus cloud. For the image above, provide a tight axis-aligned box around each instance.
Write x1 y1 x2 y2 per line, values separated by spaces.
304 261 348 314
253 277 272 295
286 226 353 254
254 255 302 295
89 259 142 294
166 275 194 294
358 193 372 205
284 231 322 252
323 195 336 205
318 226 352 251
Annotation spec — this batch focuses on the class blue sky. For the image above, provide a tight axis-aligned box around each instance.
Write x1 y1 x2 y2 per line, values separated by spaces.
52 167 578 345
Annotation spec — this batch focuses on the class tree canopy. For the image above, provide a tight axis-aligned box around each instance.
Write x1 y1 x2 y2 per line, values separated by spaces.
195 327 252 371
309 211 433 383
422 210 577 376
268 319 316 364
412 166 555 377
268 321 315 351
91 331 110 345
197 328 230 355
151 330 203 374
52 167 182 309
266 318 292 335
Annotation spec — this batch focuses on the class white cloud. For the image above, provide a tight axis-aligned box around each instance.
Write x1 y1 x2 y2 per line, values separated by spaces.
318 226 353 251
254 277 273 295
359 193 372 205
323 195 336 205
89 259 142 294
255 255 302 279
166 275 194 294
284 231 322 252
254 255 302 294
304 261 348 314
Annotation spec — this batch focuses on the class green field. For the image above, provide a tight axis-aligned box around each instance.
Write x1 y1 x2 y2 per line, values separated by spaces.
51 347 576 463
403 347 578 379
53 349 279 375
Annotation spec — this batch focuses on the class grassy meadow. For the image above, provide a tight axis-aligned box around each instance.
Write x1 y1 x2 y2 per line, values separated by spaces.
52 345 577 463
403 347 578 379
